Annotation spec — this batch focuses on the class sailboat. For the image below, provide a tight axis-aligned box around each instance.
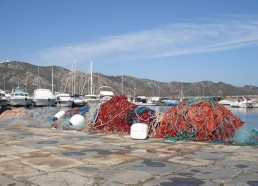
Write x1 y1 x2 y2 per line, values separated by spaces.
68 58 86 107
32 66 56 107
83 61 100 104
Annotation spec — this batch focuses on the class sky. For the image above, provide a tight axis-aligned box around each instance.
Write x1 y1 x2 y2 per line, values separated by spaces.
1 0 258 87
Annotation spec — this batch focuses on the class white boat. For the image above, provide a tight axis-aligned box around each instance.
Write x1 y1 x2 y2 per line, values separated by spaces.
55 92 73 107
0 89 8 107
71 94 86 107
99 86 114 102
218 99 233 106
230 96 258 108
9 88 33 107
33 89 56 107
134 96 156 106
84 94 99 104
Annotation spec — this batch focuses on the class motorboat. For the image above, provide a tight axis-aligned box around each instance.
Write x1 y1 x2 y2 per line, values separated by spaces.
99 86 114 102
230 96 258 108
155 97 179 106
0 89 8 107
134 96 156 106
32 89 56 107
55 92 73 107
71 94 87 107
84 94 99 104
218 99 233 106
9 88 33 107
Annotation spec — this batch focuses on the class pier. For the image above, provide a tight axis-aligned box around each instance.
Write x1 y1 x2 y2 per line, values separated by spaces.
0 115 257 185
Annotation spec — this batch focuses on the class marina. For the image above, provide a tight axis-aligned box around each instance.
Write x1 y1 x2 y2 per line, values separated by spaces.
1 0 258 185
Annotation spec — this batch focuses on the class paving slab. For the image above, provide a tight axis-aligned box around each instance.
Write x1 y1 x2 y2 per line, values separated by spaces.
84 153 137 166
19 152 84 172
143 175 216 186
167 156 214 166
116 159 187 176
226 170 258 186
0 144 38 156
179 165 242 184
101 169 152 185
29 171 100 186
0 174 29 186
0 160 43 181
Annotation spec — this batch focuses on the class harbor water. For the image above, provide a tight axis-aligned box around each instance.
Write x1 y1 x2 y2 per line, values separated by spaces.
146 105 258 130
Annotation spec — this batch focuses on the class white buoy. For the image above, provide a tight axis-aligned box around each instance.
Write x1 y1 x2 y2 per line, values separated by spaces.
53 110 65 120
69 114 85 128
130 123 148 140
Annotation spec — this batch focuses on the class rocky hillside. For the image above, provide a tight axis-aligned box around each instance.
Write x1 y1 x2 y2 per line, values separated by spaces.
1 61 258 98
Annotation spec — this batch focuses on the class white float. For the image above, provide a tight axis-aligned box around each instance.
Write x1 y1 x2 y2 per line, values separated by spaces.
53 110 65 120
130 123 148 140
69 114 85 128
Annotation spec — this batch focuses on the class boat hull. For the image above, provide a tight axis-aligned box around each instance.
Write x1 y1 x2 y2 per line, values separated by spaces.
0 98 8 107
33 98 56 107
9 98 33 107
56 100 73 107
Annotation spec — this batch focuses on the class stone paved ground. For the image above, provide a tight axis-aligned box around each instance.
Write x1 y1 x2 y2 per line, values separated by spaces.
0 112 258 186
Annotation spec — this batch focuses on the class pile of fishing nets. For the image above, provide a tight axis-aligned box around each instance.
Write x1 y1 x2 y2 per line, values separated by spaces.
93 95 157 134
25 95 258 146
93 95 137 133
154 99 244 141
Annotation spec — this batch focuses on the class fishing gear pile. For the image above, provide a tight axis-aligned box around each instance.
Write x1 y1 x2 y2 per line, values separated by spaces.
154 99 244 141
93 95 138 133
49 105 91 129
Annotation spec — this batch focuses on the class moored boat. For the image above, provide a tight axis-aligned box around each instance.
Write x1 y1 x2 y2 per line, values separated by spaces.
55 92 73 107
0 89 8 107
218 99 233 106
33 89 56 107
99 86 114 102
9 88 33 107
84 94 99 104
231 96 258 108
71 94 87 107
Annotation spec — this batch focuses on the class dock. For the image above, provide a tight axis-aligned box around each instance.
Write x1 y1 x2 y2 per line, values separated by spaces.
0 116 258 185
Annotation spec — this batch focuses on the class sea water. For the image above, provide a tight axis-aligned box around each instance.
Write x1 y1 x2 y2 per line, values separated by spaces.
230 107 258 130
146 106 258 130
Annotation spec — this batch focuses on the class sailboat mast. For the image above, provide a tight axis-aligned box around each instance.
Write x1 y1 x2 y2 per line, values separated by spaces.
74 58 76 95
90 61 93 95
122 75 124 95
37 67 39 89
51 65 54 93
17 76 19 88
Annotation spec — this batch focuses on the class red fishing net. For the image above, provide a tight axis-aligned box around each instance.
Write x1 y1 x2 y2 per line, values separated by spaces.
93 95 138 133
154 100 244 141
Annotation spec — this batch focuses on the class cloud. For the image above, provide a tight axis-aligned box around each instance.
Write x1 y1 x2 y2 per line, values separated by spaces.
32 17 258 66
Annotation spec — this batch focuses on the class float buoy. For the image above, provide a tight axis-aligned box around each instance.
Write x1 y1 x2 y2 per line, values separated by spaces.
69 114 85 128
130 123 148 140
53 110 65 120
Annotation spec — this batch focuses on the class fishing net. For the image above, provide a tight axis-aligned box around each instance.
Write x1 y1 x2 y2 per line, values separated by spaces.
51 105 92 130
230 127 258 146
26 107 60 128
93 95 137 133
154 99 244 142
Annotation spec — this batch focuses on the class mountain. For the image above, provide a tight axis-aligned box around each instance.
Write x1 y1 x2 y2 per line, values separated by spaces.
1 61 258 98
